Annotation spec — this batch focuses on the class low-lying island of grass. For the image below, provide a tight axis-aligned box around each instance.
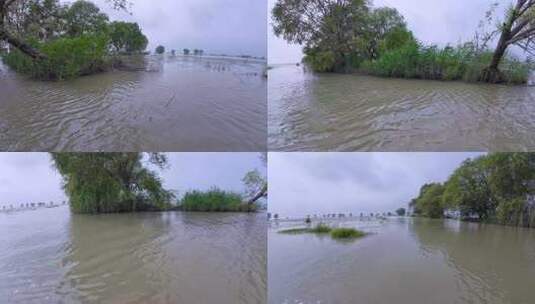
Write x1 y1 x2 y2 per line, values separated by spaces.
279 223 366 240
178 188 258 212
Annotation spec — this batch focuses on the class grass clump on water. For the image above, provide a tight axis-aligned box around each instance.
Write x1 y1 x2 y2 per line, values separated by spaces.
278 223 332 235
330 228 366 239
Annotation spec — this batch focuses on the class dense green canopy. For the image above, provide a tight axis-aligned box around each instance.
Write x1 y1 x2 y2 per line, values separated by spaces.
51 153 174 214
1 0 147 80
410 153 535 227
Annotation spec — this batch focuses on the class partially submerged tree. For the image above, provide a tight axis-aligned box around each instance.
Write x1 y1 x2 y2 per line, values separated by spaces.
243 153 267 205
51 153 174 214
0 0 130 59
482 0 535 82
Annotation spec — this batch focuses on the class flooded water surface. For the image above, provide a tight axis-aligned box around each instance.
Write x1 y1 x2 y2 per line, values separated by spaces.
269 217 535 304
0 56 267 151
269 65 535 151
0 207 266 303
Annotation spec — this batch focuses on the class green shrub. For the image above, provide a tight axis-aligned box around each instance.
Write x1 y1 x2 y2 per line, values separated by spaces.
2 35 110 80
180 188 255 212
330 228 366 239
303 50 337 72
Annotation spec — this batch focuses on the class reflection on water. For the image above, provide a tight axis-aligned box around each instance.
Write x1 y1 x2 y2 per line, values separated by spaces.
269 65 535 151
268 217 535 304
0 55 267 151
0 207 266 303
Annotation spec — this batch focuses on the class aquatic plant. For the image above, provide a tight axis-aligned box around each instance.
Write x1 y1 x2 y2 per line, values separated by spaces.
330 228 366 239
180 188 256 212
278 223 332 234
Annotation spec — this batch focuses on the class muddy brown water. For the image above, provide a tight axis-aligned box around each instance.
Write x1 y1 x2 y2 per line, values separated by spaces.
268 65 535 151
0 55 267 151
268 217 535 304
0 206 266 303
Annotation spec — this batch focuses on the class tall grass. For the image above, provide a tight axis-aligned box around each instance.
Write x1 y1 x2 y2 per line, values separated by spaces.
360 42 531 85
179 188 256 212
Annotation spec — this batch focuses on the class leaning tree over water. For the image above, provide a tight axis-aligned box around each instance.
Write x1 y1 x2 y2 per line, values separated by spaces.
482 0 535 82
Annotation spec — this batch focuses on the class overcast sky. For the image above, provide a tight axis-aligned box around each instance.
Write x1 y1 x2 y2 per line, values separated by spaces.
268 0 508 64
0 153 264 207
268 153 484 217
80 0 267 57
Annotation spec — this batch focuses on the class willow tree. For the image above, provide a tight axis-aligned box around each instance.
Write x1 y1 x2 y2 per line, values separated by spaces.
51 153 174 214
272 0 371 71
482 0 535 82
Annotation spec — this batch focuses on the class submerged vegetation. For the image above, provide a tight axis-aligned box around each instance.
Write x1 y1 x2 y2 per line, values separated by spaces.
272 0 534 84
179 188 257 212
410 153 535 228
0 0 148 80
330 228 366 239
279 223 366 240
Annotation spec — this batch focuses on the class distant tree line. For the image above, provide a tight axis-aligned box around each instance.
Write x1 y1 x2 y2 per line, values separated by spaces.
410 153 535 228
1 0 147 80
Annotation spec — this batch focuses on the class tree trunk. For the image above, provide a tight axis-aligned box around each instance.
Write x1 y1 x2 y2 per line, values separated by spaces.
481 39 508 83
247 184 267 205
0 3 47 60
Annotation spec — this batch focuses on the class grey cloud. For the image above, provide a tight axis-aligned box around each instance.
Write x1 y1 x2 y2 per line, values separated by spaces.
87 0 267 57
268 153 484 217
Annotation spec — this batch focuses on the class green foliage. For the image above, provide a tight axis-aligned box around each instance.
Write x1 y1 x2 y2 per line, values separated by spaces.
396 208 406 216
180 188 255 212
412 153 535 227
361 42 530 84
183 48 190 55
303 50 337 72
278 227 312 234
3 35 110 80
413 183 445 218
310 223 332 233
330 228 366 239
272 0 530 82
51 153 174 214
108 21 148 54
279 223 332 234
155 45 165 55
64 0 109 37
1 0 149 80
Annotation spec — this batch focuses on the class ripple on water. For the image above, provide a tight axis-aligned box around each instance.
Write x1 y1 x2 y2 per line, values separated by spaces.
0 57 267 151
268 65 535 151
0 208 266 304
